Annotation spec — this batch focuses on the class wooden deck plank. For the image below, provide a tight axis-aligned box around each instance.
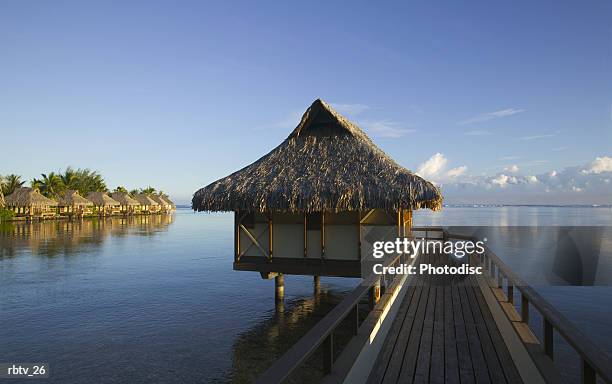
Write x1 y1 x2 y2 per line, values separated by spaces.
430 286 445 384
444 284 460 384
413 283 437 383
366 285 418 384
396 282 431 382
452 275 476 384
464 279 508 383
458 282 491 384
472 280 524 384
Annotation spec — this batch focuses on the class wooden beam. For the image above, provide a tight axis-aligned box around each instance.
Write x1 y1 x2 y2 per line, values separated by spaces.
268 214 273 261
359 209 375 224
321 211 325 259
304 214 307 258
239 224 268 257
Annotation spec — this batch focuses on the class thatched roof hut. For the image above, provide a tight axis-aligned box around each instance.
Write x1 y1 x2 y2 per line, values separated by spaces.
160 195 175 208
134 194 159 206
57 190 93 207
111 192 139 206
86 192 120 206
5 187 57 207
192 99 442 213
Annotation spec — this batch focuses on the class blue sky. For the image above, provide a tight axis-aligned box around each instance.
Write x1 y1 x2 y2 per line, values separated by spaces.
1 0 611 204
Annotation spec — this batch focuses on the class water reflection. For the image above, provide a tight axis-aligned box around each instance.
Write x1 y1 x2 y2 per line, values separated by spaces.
224 285 365 384
0 215 175 258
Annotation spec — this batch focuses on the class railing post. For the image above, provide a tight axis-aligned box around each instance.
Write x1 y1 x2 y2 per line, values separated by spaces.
544 318 554 359
323 332 334 374
521 294 529 323
507 283 514 304
581 358 596 384
351 305 359 335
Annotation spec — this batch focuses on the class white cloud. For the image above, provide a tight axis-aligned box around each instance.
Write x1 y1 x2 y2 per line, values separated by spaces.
581 156 612 174
504 165 520 173
460 108 525 125
416 153 468 183
417 153 448 179
446 166 467 178
331 103 371 115
360 120 415 138
520 134 556 140
465 130 493 136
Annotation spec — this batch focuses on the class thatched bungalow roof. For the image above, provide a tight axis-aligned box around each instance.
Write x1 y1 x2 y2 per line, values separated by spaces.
161 196 175 208
86 192 120 206
192 99 442 213
57 190 93 207
5 187 57 207
149 195 171 207
111 192 140 206
134 194 159 206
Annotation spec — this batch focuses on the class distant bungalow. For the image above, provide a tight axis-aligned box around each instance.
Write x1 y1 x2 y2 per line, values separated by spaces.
133 193 161 214
5 187 57 218
192 99 442 287
86 192 121 216
57 190 93 217
149 194 174 213
2 186 175 220
111 192 140 215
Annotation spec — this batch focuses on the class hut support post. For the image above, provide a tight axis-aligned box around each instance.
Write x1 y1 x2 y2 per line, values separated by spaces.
321 212 325 259
314 275 320 293
268 214 273 261
369 278 381 310
275 274 284 301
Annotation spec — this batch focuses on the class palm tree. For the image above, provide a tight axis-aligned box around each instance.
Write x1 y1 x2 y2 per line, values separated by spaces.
129 189 139 196
113 186 128 194
157 190 169 198
32 172 63 198
141 186 156 194
2 174 25 196
60 167 79 191
71 168 107 195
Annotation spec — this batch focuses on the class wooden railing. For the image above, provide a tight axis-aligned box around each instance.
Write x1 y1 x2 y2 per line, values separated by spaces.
451 232 612 384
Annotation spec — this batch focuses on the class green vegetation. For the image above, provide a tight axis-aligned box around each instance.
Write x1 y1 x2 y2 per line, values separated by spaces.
0 208 15 221
1 168 169 200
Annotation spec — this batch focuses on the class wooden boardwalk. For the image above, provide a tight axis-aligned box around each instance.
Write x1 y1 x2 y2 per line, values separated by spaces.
367 252 523 384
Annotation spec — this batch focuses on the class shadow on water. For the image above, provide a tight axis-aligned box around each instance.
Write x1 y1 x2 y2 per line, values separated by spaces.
0 215 175 258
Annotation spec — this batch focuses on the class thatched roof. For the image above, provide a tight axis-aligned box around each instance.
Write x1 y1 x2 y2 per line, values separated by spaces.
161 195 175 207
111 192 139 206
57 190 93 206
192 99 442 213
149 195 172 207
86 192 120 206
134 194 159 206
5 187 57 207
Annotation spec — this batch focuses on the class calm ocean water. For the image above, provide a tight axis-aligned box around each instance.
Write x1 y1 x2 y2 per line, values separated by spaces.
1 207 611 383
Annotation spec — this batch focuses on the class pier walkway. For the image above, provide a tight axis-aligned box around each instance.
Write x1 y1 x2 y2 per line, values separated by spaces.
256 228 612 384
367 251 522 384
